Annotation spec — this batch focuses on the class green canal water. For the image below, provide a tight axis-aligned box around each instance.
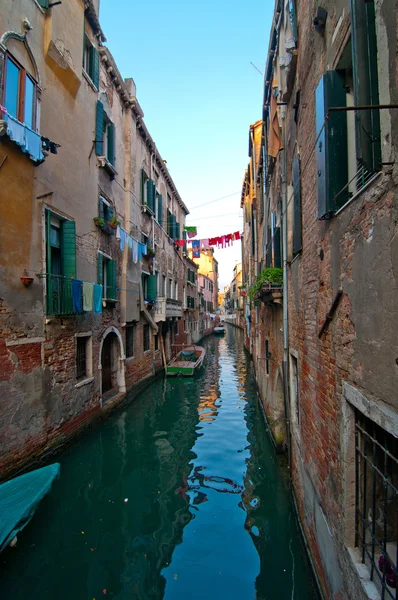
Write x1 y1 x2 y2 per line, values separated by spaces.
0 328 317 599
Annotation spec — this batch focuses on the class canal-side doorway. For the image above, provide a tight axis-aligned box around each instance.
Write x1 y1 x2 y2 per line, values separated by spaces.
99 327 126 401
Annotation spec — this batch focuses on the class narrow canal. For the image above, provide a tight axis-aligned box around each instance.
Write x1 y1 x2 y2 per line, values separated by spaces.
1 328 317 600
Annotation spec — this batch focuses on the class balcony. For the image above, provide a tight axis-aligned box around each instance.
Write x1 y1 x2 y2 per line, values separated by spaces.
45 275 75 316
154 297 182 322
257 283 283 306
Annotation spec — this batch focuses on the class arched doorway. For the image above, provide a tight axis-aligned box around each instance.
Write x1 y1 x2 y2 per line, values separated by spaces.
99 327 126 401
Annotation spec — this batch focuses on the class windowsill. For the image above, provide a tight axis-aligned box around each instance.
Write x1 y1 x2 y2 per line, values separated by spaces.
347 548 383 600
82 69 98 92
141 204 155 217
98 156 117 179
334 171 383 218
75 376 94 389
289 252 301 266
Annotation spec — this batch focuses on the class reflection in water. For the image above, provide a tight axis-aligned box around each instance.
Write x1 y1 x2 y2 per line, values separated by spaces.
0 329 317 600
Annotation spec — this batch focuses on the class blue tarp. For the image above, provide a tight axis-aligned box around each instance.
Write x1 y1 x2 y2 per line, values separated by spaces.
0 463 60 552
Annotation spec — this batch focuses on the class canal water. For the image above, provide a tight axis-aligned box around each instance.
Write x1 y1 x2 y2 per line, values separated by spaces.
0 328 317 600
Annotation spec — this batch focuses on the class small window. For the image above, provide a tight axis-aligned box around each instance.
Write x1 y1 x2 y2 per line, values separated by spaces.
126 324 135 358
154 334 159 352
95 101 115 166
3 55 36 129
141 233 149 247
143 324 150 352
76 335 92 380
82 32 99 88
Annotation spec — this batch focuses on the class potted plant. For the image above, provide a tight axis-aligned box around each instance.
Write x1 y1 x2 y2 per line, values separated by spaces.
93 217 106 228
147 246 155 257
20 269 34 287
108 216 120 230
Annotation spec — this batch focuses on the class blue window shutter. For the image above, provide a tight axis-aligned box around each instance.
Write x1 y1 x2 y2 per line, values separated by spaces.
97 253 103 285
61 220 76 279
107 122 115 165
292 156 302 255
95 101 104 156
107 259 117 301
316 71 348 219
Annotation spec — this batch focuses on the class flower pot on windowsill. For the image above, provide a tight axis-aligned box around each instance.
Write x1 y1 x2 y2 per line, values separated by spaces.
108 218 120 230
147 247 155 257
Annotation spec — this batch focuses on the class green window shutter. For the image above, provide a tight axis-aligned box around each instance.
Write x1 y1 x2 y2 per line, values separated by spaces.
97 252 103 285
46 210 53 314
107 122 115 166
170 215 176 239
141 169 148 205
147 275 157 301
292 156 302 255
351 0 381 172
107 259 117 301
61 220 76 279
274 226 281 269
95 101 104 156
146 179 155 212
90 46 100 89
175 222 181 240
183 230 187 253
167 209 171 236
38 0 49 7
316 71 348 219
157 194 163 225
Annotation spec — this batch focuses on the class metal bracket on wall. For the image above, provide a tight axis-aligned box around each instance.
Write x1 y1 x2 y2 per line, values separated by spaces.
318 288 343 339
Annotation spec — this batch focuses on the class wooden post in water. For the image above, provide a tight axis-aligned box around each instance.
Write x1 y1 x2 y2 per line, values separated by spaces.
160 334 167 374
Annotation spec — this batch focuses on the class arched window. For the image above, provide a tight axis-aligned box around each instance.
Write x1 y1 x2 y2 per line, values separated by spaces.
3 53 37 129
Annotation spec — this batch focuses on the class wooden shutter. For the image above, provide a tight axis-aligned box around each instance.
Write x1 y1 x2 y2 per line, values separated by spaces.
170 215 176 239
147 275 157 301
175 222 181 240
61 220 76 278
107 122 115 165
106 259 117 301
141 169 147 204
157 194 163 225
183 230 187 253
316 71 348 219
90 46 100 89
97 252 103 285
146 179 155 212
292 156 302 255
95 101 104 156
351 0 381 172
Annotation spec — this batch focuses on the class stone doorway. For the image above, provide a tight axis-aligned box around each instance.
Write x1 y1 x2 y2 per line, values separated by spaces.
99 327 126 402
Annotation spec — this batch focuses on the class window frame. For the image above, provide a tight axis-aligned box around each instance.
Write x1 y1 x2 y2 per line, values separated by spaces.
125 323 135 359
3 53 37 130
143 324 150 352
75 333 93 382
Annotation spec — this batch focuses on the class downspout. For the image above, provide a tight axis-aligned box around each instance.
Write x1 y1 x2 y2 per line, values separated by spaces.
281 104 291 470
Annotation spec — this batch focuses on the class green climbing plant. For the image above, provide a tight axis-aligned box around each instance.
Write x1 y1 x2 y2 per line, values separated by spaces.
248 268 283 299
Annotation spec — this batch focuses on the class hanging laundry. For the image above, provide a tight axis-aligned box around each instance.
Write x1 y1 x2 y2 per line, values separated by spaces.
83 282 94 311
137 243 147 261
200 239 210 250
132 239 138 263
184 226 197 239
116 226 121 240
94 284 103 314
234 231 241 240
192 240 200 258
127 235 133 249
120 229 125 252
71 279 83 313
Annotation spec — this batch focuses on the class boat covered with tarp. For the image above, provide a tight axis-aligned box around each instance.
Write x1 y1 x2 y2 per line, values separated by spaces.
213 326 225 334
166 345 205 377
0 463 60 552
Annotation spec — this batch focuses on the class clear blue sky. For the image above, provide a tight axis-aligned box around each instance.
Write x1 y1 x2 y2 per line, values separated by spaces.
100 0 273 288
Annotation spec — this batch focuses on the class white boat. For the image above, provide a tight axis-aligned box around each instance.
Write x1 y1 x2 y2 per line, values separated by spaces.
213 326 225 335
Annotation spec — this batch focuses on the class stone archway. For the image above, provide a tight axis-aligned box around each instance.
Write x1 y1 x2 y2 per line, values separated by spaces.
99 327 126 402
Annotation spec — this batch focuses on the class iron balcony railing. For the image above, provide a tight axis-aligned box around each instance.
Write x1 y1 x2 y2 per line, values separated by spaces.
45 274 75 316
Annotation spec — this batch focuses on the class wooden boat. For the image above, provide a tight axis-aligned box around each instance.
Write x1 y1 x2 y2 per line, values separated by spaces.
213 326 225 335
166 345 206 377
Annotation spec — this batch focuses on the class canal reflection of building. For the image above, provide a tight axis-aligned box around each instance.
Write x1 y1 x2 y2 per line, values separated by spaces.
104 377 203 599
197 338 221 423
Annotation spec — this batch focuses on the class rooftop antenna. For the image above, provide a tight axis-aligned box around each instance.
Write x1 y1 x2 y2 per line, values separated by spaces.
250 62 263 76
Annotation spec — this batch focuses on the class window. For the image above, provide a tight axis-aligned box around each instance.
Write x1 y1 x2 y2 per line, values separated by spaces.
98 196 115 229
45 211 77 315
162 275 166 297
3 55 36 129
75 334 92 381
95 101 115 166
142 273 156 302
82 32 99 89
355 410 397 599
141 232 149 247
167 209 177 239
175 281 178 301
126 323 135 358
141 169 156 213
265 340 270 375
143 324 150 352
292 156 302 255
155 192 163 225
168 278 172 299
97 253 117 301
154 334 159 352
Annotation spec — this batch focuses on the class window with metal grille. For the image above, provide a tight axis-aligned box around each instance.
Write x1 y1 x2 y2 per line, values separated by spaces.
143 324 150 352
76 337 87 379
355 410 398 599
126 324 135 358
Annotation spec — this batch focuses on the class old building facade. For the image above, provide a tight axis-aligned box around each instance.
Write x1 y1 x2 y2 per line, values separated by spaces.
242 0 398 598
0 0 201 477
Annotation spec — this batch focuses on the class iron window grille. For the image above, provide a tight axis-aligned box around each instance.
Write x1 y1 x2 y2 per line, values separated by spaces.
76 337 87 379
355 410 398 599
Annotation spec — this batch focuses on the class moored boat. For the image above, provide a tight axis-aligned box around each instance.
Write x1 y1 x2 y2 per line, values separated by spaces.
166 345 206 377
213 326 225 334
0 463 60 552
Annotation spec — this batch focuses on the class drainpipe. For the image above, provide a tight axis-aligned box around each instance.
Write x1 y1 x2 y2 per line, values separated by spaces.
281 103 291 471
